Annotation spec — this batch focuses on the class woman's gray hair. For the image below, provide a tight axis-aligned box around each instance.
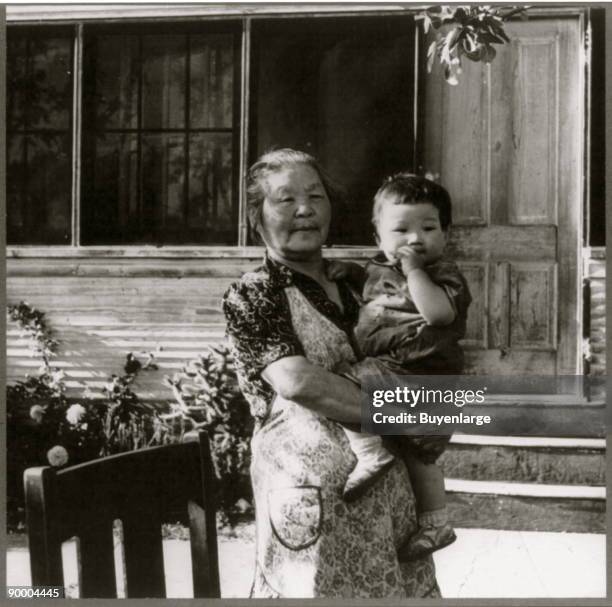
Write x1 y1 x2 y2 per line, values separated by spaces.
246 148 342 243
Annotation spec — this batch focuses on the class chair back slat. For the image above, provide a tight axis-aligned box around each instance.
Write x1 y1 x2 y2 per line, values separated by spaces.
191 434 220 597
24 468 63 587
24 431 220 598
78 523 117 597
189 500 217 597
122 514 166 597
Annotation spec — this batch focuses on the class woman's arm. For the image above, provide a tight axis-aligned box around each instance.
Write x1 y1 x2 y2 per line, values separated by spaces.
262 355 363 423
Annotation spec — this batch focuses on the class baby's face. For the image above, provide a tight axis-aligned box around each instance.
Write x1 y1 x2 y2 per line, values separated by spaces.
376 198 447 265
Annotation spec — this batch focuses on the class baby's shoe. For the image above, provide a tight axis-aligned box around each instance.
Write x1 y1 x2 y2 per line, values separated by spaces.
343 456 395 502
397 523 456 561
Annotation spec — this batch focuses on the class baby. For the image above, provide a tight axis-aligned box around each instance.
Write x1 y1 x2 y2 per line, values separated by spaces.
331 173 471 560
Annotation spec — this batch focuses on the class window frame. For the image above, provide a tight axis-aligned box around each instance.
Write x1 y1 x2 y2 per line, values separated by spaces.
6 4 588 259
8 16 252 253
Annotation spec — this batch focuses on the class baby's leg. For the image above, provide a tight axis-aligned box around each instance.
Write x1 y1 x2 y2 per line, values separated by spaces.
334 357 407 500
342 428 395 502
398 455 456 560
404 456 446 512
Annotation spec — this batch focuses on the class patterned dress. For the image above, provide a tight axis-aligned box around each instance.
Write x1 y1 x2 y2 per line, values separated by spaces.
223 255 440 598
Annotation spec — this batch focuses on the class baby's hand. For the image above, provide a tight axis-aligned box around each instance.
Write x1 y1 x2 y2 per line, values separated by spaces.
396 245 426 275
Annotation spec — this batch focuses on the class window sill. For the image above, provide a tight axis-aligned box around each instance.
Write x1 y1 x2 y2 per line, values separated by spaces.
7 245 379 260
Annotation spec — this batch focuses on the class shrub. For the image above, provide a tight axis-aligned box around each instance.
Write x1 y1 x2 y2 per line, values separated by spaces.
163 344 254 524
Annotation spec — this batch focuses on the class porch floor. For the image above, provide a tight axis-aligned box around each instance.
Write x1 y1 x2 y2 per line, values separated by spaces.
7 526 605 598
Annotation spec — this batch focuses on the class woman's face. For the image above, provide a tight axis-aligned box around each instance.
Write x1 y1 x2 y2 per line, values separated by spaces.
258 164 331 261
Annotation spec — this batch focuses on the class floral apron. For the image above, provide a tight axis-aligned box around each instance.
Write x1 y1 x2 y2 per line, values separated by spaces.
249 286 440 598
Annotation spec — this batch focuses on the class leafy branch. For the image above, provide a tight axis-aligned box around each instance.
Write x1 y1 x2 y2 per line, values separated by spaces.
8 301 58 367
417 5 527 85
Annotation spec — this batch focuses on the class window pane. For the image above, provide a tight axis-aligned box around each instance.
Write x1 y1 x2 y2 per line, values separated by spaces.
252 17 416 245
8 134 72 244
92 35 139 129
7 26 73 245
7 36 26 131
141 133 186 242
142 35 186 129
7 136 26 240
189 133 235 244
190 34 234 128
82 25 238 246
29 36 73 130
81 133 139 244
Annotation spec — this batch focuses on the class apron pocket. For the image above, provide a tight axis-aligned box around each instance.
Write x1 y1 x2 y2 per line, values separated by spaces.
268 486 322 551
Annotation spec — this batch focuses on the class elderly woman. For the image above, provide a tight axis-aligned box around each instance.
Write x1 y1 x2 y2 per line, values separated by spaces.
222 149 440 598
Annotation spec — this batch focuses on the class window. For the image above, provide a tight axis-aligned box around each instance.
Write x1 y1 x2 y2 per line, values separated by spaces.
81 23 240 245
251 16 417 245
7 26 74 245
7 16 418 248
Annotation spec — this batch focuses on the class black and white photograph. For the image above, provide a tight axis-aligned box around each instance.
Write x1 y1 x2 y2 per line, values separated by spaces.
4 1 607 600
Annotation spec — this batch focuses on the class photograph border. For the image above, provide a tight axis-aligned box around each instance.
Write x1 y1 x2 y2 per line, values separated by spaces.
1 2 610 605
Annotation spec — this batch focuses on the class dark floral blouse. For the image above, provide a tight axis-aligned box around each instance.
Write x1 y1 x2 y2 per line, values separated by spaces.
222 255 360 426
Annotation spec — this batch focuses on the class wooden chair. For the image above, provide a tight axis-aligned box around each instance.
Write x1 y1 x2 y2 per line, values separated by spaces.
24 431 220 598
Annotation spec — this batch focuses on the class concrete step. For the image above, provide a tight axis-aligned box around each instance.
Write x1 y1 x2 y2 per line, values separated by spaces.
439 435 605 533
440 434 606 533
439 435 605 485
446 491 605 534
446 477 604 499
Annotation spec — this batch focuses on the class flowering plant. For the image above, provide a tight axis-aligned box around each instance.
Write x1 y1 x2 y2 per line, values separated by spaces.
163 344 253 523
46 445 69 467
7 302 162 530
65 403 87 426
8 301 254 530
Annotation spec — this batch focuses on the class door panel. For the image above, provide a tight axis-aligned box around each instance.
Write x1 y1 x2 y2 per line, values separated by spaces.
509 263 557 350
424 17 583 375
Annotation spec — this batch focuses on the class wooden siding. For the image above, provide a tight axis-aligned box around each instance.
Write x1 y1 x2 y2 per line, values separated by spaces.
3 250 513 401
6 257 260 401
7 245 604 403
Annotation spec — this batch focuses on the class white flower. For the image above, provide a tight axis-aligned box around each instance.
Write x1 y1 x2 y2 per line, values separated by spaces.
235 498 251 513
29 405 45 423
66 403 87 425
47 445 69 467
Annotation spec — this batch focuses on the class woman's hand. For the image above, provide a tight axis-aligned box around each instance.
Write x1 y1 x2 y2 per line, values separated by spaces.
262 355 363 423
326 260 366 291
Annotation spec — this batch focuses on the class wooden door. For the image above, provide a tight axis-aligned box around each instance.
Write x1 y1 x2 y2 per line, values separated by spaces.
424 16 584 375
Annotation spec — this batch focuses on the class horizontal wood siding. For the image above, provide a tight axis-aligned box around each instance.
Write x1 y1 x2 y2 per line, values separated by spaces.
8 247 604 403
7 258 262 401
5 252 491 399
